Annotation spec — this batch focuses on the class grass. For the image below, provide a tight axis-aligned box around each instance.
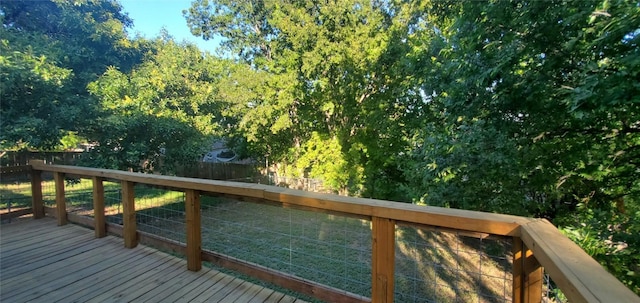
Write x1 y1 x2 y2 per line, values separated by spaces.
1 178 514 302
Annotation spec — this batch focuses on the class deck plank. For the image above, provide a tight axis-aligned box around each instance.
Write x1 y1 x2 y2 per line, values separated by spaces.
190 274 239 302
82 251 184 302
1 240 109 288
62 247 173 302
6 242 143 302
97 256 188 302
159 270 228 302
1 241 128 301
138 265 214 302
45 246 157 302
0 218 53 238
248 287 279 303
1 232 96 270
0 223 79 252
230 281 266 302
206 277 245 302
0 218 309 303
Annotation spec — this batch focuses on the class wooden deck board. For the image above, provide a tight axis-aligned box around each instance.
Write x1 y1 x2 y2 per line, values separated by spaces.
1 240 110 288
1 232 96 267
160 270 228 302
61 247 173 302
43 247 158 302
0 223 80 252
0 218 309 303
248 287 278 303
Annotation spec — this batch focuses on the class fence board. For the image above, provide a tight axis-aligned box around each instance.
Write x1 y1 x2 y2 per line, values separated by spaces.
1 151 83 166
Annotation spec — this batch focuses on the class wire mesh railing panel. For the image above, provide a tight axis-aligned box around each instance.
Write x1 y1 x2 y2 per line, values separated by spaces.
134 185 186 243
64 178 94 217
42 179 56 207
104 181 123 225
200 196 372 297
543 272 569 303
0 172 32 216
395 225 513 303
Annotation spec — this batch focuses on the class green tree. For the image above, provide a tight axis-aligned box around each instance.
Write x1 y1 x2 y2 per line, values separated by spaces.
0 0 144 150
186 0 429 196
405 0 639 292
85 37 228 171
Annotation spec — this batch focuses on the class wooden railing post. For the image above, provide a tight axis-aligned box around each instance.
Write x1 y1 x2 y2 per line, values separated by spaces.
372 216 395 303
185 189 202 271
53 172 67 226
93 176 106 238
29 160 44 219
122 180 137 248
512 237 543 303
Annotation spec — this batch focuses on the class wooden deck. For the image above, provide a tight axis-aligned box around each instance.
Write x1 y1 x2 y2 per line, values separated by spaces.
0 218 309 303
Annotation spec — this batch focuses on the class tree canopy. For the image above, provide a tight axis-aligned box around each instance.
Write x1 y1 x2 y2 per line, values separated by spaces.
0 0 144 150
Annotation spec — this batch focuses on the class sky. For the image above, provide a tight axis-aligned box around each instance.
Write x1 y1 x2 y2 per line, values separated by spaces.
118 0 221 53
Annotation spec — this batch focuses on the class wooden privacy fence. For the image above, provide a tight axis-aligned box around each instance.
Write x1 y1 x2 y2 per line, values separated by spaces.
0 151 83 166
2 161 639 303
174 162 260 181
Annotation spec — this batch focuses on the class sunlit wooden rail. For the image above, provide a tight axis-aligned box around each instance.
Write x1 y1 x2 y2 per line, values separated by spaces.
0 218 308 303
1 161 638 303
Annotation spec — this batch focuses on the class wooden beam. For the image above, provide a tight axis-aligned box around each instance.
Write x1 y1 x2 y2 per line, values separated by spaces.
54 172 67 226
185 189 201 271
29 162 44 219
0 208 33 220
28 162 533 237
92 176 106 238
122 180 137 248
521 219 640 303
371 217 395 303
512 237 543 303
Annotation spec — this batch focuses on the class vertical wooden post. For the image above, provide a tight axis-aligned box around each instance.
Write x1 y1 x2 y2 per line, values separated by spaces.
372 217 395 303
122 180 137 248
54 172 67 226
513 237 543 303
29 160 44 219
185 189 202 271
93 176 106 238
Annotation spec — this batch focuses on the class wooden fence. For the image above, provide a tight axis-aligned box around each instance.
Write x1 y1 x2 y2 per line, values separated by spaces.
174 162 261 181
0 151 83 166
1 161 639 303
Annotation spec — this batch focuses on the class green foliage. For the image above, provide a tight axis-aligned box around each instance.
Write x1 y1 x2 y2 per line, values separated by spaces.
294 132 350 192
0 0 145 150
559 205 640 294
0 32 73 149
59 131 84 150
186 0 429 195
88 38 227 133
79 113 208 172
84 38 229 171
402 0 640 292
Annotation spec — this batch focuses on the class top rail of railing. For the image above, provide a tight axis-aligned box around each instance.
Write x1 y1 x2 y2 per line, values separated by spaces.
28 161 531 236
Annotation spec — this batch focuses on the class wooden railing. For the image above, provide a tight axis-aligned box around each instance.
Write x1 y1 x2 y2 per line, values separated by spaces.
2 161 638 303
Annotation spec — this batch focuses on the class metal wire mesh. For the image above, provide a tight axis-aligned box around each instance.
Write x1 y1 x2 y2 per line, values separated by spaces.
543 272 568 303
200 195 372 297
133 185 186 243
42 179 56 207
394 225 513 303
104 182 123 225
64 178 94 216
0 172 32 217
